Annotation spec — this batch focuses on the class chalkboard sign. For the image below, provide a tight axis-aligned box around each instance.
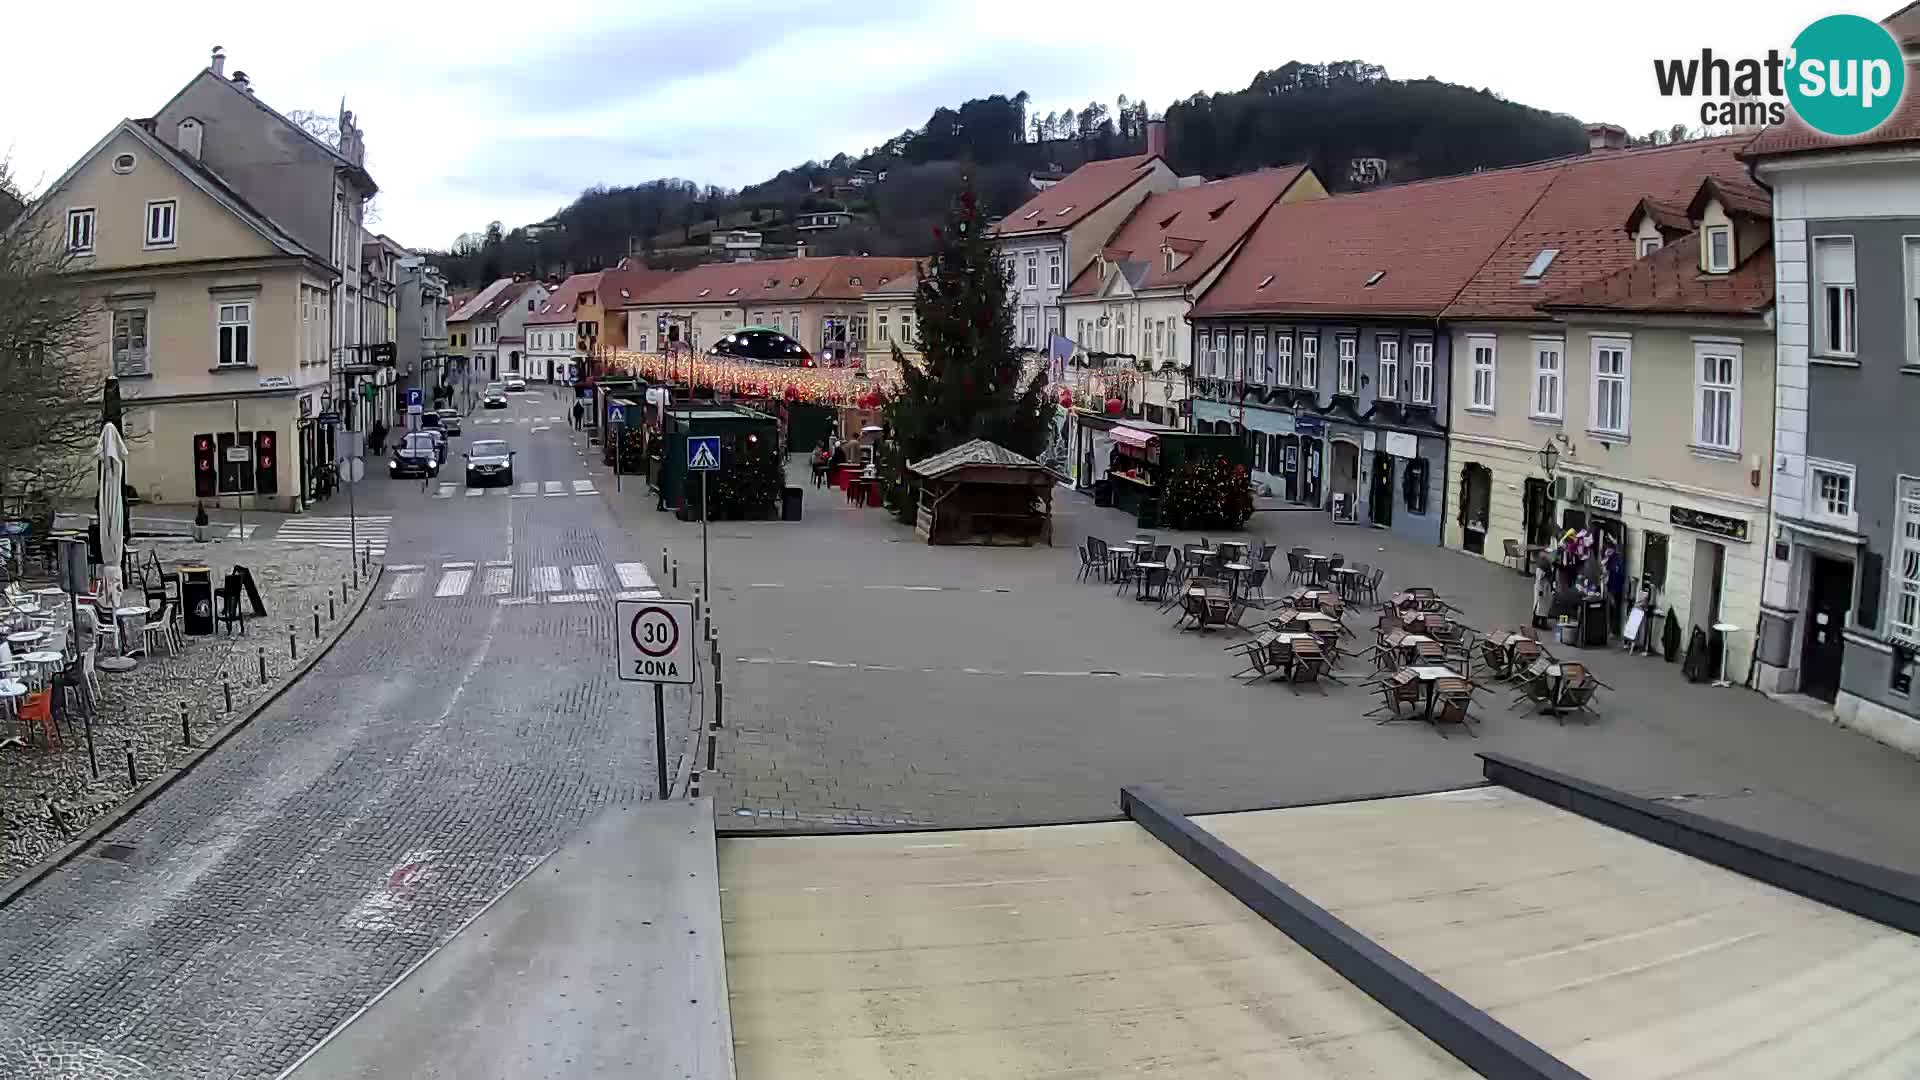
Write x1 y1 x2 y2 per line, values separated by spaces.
1670 505 1749 543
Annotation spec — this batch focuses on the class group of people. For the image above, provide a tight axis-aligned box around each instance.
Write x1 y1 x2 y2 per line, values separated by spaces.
1531 535 1630 638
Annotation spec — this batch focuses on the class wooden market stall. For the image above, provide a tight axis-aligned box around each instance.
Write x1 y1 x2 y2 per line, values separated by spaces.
1079 418 1246 528
907 440 1054 546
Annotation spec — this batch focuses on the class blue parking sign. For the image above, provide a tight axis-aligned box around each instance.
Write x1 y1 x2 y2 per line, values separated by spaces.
687 436 721 471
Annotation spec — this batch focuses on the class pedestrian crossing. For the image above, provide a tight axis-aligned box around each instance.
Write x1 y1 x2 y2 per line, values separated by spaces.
382 560 661 605
433 479 599 500
470 416 565 426
273 515 391 557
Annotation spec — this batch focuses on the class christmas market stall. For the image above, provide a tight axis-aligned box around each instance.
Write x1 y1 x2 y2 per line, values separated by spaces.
1073 415 1249 529
659 405 783 520
906 439 1054 546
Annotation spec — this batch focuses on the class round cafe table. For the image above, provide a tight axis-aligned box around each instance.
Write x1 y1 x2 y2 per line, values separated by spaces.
20 651 61 687
0 679 25 728
32 587 66 607
114 606 151 656
6 629 47 650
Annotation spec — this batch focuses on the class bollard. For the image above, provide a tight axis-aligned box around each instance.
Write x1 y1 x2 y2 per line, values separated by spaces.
223 674 233 715
689 771 701 799
180 702 192 747
313 605 321 640
125 741 137 790
329 594 336 621
289 626 298 662
662 546 668 574
84 711 96 778
671 560 679 589
258 646 268 686
692 589 701 627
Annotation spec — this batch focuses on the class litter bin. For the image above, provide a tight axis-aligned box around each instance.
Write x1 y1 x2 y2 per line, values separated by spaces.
781 486 804 521
1093 479 1113 508
180 563 215 635
1578 594 1609 647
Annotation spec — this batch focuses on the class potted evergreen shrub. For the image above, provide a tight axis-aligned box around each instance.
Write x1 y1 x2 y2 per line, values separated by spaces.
192 502 211 542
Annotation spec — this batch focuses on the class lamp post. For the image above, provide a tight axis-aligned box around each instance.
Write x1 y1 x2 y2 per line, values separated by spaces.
1537 439 1559 478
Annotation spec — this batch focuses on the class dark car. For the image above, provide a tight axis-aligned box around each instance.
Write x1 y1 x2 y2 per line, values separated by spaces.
708 327 814 367
436 408 462 436
389 431 441 479
464 439 515 487
482 383 508 409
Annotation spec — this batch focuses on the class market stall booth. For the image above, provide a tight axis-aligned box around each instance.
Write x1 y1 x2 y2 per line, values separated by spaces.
907 440 1054 546
659 405 783 520
1086 421 1246 529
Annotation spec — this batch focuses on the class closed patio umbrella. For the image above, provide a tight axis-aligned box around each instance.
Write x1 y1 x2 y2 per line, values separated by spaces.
96 422 127 608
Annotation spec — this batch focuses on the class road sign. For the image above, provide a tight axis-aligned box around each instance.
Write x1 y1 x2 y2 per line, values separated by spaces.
223 446 252 463
687 436 721 471
316 410 341 426
608 404 626 426
407 387 424 415
617 599 694 685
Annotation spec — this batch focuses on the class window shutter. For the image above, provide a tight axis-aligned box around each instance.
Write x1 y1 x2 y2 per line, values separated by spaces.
1858 549 1884 630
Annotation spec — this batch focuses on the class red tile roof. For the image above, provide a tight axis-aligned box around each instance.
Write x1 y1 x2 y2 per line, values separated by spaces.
467 280 538 323
527 272 603 325
990 154 1163 238
1539 232 1773 317
1443 135 1762 319
1064 166 1310 298
1744 61 1920 159
627 256 919 306
601 267 679 309
1191 164 1561 318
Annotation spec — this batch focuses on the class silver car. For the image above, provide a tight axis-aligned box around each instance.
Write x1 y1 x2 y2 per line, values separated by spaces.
464 438 515 487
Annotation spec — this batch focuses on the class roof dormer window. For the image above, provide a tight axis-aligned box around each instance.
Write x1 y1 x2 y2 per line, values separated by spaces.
1057 205 1074 215
849 276 862 285
1705 225 1733 273
1023 209 1040 220
1364 271 1386 288
1637 236 1662 258
1207 201 1233 221
790 276 803 287
727 287 739 296
1257 274 1275 289
1521 248 1560 282
697 288 711 297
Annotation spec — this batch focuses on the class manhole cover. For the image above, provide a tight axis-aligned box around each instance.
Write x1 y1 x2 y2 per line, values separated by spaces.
94 843 138 864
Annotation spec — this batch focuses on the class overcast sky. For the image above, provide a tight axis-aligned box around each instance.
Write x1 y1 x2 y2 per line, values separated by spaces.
5 0 1818 251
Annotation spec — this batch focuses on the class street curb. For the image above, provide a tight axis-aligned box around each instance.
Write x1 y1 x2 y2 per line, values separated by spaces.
0 562 385 910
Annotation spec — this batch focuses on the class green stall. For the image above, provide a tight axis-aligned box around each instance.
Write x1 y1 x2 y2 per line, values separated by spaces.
1093 419 1247 529
660 405 784 520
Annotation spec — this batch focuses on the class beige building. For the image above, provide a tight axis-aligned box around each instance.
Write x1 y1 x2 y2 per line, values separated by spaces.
619 255 917 360
1446 159 1776 670
861 269 918 381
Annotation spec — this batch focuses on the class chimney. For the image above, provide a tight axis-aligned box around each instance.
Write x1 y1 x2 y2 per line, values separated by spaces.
231 70 252 95
210 45 226 77
1586 123 1628 152
1146 118 1168 159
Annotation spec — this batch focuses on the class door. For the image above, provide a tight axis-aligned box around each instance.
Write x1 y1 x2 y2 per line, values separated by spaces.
1800 555 1853 702
1302 439 1324 506
1330 440 1359 518
1369 452 1394 527
1281 436 1300 503
1460 464 1491 555
1523 478 1554 547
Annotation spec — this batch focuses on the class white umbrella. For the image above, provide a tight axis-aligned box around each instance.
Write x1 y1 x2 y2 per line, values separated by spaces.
96 423 127 609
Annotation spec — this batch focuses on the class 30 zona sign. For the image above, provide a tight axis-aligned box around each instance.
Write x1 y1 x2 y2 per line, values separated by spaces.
616 599 694 684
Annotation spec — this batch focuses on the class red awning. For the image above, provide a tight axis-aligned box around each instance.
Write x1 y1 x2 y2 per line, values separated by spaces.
1109 426 1158 452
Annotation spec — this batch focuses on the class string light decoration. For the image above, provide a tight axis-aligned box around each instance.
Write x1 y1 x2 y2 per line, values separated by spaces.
1161 457 1254 530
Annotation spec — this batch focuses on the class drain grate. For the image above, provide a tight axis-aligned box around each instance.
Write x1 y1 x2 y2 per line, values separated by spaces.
94 843 138 864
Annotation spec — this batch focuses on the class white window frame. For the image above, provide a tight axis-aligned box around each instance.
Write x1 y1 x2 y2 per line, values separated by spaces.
1026 253 1037 286
1805 458 1858 531
1336 336 1357 394
1906 236 1920 368
1814 235 1857 358
1410 340 1434 405
1274 333 1294 387
66 207 95 254
1231 332 1246 382
111 307 149 376
1299 334 1320 389
1376 338 1399 400
1023 309 1037 347
790 313 800 338
1048 251 1061 286
1530 337 1564 421
877 313 889 341
1891 476 1920 647
1251 333 1267 384
1468 334 1496 410
1211 331 1227 378
144 199 177 249
1705 225 1733 272
217 301 253 368
1637 235 1662 258
900 312 914 345
1588 336 1631 436
1692 341 1742 453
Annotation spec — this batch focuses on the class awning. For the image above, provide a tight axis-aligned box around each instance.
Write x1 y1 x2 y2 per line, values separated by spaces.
1109 426 1158 452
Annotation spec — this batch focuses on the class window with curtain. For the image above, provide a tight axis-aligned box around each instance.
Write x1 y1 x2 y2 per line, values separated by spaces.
1590 338 1630 434
1815 236 1856 356
1694 343 1741 451
1337 337 1357 393
1376 339 1399 400
1274 334 1294 386
1531 339 1563 419
1894 478 1920 647
1411 340 1433 404
1300 335 1319 389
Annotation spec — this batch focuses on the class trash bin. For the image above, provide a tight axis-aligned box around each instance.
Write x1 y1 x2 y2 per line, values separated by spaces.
1578 595 1609 648
1093 479 1113 508
180 563 215 635
781 486 804 521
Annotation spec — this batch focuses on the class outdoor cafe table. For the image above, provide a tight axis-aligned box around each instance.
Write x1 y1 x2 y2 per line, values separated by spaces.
114 606 151 656
1329 565 1362 599
1221 561 1254 598
1406 664 1462 721
0 679 24 729
1258 631 1317 681
6 629 47 650
20 651 61 688
1133 553 1171 601
1300 554 1331 582
32 587 65 608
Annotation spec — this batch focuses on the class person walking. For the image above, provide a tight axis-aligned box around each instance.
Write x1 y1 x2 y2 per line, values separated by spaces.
571 401 584 430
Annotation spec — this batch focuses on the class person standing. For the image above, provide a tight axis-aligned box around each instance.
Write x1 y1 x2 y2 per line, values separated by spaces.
571 401 584 430
1531 555 1552 632
1603 541 1626 638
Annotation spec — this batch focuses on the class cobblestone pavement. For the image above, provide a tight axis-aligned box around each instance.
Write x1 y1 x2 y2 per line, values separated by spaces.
0 538 362 882
0 391 693 1079
603 459 1920 876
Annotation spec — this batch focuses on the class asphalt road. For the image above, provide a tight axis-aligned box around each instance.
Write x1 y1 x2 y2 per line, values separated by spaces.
0 387 693 1080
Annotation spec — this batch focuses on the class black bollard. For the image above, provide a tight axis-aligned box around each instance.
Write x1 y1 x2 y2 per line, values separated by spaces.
84 711 96 778
258 646 267 686
312 605 321 640
289 627 297 663
661 546 668 574
223 674 233 715
180 702 192 747
125 741 137 789
329 593 336 621
671 560 679 589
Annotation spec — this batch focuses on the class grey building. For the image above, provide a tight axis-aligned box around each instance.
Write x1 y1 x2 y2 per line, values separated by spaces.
396 254 450 416
1749 76 1920 754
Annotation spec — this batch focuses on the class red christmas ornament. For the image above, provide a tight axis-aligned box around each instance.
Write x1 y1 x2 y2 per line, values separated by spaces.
784 384 800 402
1105 397 1124 415
1058 388 1074 408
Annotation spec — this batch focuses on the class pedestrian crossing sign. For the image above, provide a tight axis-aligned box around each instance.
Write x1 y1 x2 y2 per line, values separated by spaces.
687 436 721 471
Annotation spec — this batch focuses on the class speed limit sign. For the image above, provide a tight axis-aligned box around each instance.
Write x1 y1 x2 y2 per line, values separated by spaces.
616 598 694 684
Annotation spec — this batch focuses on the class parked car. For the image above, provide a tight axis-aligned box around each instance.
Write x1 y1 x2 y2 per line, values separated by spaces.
389 431 441 479
423 427 448 464
482 383 508 409
436 407 462 436
464 439 515 487
504 374 528 392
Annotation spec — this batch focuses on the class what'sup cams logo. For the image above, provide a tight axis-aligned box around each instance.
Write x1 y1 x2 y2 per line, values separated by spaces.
1654 14 1906 136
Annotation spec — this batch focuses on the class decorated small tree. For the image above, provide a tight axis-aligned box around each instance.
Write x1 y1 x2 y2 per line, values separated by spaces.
884 184 1055 520
1161 457 1254 530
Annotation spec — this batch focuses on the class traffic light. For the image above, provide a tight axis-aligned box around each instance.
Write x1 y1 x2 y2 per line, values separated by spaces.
193 433 216 498
254 430 278 495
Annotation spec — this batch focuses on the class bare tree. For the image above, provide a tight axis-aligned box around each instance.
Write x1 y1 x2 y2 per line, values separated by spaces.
0 160 106 511
286 109 340 149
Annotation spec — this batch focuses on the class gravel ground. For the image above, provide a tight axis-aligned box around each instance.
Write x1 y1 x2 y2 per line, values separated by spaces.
0 537 372 882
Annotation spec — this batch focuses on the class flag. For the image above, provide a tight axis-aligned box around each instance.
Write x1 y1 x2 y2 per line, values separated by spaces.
1047 332 1075 381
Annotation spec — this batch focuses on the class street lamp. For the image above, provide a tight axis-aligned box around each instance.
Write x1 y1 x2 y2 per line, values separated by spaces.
1538 439 1559 476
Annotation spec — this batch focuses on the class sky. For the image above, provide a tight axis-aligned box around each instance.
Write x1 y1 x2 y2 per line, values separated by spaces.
3 0 1822 252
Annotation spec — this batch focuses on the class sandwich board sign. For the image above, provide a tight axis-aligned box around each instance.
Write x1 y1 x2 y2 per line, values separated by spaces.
687 435 721 471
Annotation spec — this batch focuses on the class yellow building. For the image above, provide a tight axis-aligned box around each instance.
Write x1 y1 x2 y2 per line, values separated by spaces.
862 269 919 381
20 118 337 512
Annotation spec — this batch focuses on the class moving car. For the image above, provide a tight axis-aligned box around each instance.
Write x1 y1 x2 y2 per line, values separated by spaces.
464 439 515 487
482 383 508 409
389 431 441 479
436 407 462 436
504 374 528 392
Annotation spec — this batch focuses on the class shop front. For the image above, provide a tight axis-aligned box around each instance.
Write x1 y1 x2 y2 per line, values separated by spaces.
1193 400 1325 509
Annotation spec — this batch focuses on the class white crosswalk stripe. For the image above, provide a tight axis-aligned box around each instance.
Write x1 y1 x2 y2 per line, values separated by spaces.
274 515 390 556
571 479 596 494
572 565 605 590
434 484 456 499
465 487 484 497
375 560 671 607
483 568 513 595
542 481 565 497
614 562 655 590
531 566 562 593
434 569 471 597
517 481 538 495
384 571 422 600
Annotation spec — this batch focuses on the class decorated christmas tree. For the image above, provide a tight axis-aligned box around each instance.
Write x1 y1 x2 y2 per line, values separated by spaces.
884 184 1055 516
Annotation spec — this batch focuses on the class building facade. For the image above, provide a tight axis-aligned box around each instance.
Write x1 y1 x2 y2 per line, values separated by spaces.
395 253 449 417
1748 75 1920 751
863 271 918 379
526 272 602 383
619 256 916 360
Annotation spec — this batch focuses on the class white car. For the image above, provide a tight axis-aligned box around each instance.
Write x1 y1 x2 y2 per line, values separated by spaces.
504 374 528 392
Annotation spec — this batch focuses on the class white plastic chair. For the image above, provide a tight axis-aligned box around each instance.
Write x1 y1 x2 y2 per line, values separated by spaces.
142 603 175 657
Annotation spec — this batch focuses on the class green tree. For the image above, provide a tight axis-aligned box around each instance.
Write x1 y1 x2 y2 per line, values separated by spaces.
885 184 1055 517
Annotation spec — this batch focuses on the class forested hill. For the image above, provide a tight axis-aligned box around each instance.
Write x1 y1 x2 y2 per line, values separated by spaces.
430 61 1589 288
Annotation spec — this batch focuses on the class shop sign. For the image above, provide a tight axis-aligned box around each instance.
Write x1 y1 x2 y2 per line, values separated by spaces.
1292 415 1325 435
1382 431 1418 459
1362 431 1377 452
1670 505 1750 543
258 375 293 389
1588 486 1622 513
